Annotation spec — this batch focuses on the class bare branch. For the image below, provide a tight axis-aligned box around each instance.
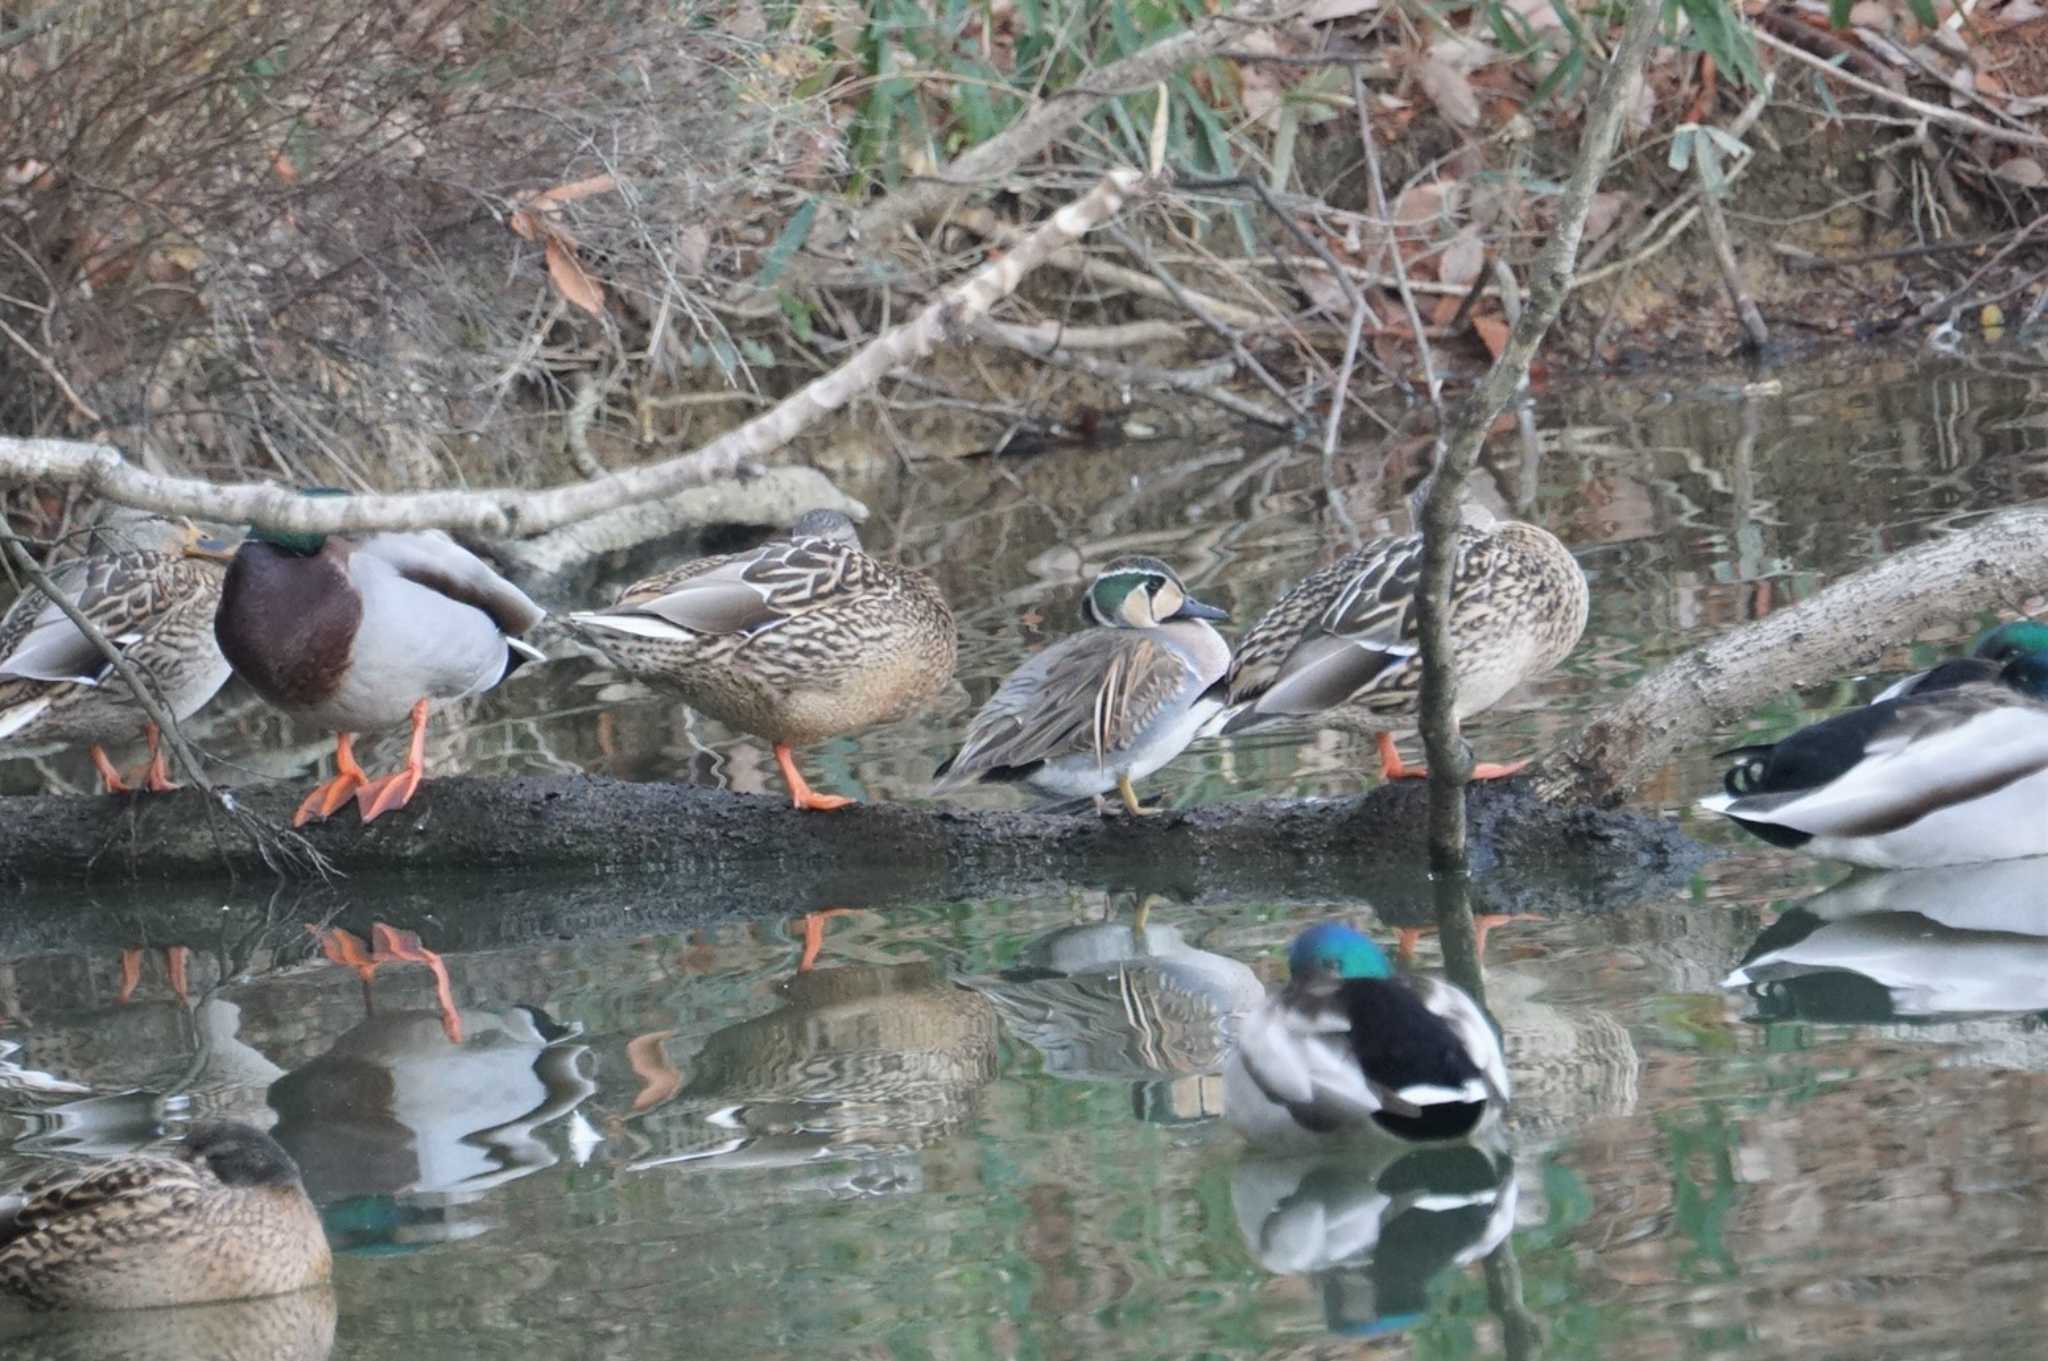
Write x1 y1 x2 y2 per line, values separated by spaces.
1415 0 1664 873
0 170 1149 537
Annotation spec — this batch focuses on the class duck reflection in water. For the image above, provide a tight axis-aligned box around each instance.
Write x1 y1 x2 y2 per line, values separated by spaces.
0 1286 336 1361
1232 1142 1518 1337
961 898 1264 1124
621 926 999 1183
1726 857 2048 1025
267 999 592 1247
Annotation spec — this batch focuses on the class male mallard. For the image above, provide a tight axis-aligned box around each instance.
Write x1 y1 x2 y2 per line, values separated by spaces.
1871 617 2048 702
1225 923 1509 1147
0 1122 330 1311
0 528 231 793
1699 644 2048 869
933 555 1229 815
207 522 546 826
565 510 956 811
1211 499 1586 780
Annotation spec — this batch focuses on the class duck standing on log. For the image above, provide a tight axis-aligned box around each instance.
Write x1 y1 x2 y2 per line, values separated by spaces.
204 503 547 827
1226 923 1510 1148
0 523 232 794
1210 483 1587 782
933 555 1230 815
1700 625 2048 868
565 509 957 811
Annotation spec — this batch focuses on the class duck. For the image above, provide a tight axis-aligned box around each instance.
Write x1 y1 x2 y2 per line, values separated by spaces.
0 1122 331 1311
203 508 547 827
1698 644 2048 869
933 555 1230 815
0 523 232 794
565 509 956 811
1870 617 2048 702
1225 923 1509 1147
1209 493 1586 781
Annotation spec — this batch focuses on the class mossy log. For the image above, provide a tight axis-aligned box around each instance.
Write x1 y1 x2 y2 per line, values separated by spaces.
0 776 1707 955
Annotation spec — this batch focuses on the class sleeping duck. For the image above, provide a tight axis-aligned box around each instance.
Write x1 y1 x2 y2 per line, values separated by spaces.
1225 923 1509 1147
1699 638 2048 869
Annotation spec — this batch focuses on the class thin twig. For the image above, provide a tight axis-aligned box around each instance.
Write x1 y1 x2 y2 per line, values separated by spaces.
1695 159 1770 350
1755 26 2048 153
1353 65 1440 418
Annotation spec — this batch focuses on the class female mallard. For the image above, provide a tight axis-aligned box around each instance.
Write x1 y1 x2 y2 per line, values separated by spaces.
932 556 1229 815
208 524 546 826
0 526 231 794
566 510 956 811
1225 923 1509 1148
1212 500 1586 780
0 1121 331 1310
1871 617 2048 702
1699 647 2048 869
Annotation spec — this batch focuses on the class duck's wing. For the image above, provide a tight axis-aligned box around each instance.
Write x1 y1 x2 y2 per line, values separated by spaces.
585 536 879 641
934 629 1194 783
0 1154 206 1256
1222 528 1491 726
1701 685 2048 838
353 532 545 637
0 552 183 688
1403 974 1511 1104
1232 986 1399 1131
1871 656 2001 704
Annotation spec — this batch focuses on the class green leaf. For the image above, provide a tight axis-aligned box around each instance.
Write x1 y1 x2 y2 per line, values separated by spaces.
1827 0 1852 28
1529 46 1584 105
740 338 776 367
1903 0 1938 24
752 197 819 287
777 290 815 343
1668 126 1696 173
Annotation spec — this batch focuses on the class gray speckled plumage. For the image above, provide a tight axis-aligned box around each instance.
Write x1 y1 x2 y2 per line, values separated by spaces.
1219 508 1587 736
565 511 957 747
0 547 229 751
934 556 1230 805
0 1122 330 1311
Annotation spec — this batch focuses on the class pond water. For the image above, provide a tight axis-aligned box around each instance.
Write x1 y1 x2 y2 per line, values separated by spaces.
7 340 2048 1358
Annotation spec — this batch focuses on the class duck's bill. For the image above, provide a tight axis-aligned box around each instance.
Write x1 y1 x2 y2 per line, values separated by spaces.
1176 596 1230 622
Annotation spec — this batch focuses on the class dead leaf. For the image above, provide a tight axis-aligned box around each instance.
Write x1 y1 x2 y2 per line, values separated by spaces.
1848 0 1891 26
527 173 619 211
508 207 540 243
1995 156 2047 186
1392 180 1462 228
272 151 299 185
1301 266 1353 318
1416 56 1482 128
1472 314 1510 360
1428 37 1504 74
545 237 606 315
1439 227 1486 289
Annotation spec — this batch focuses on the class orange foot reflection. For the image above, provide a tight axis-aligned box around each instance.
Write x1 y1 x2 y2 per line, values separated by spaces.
791 908 856 973
1393 914 1541 967
310 922 464 1043
116 945 192 1005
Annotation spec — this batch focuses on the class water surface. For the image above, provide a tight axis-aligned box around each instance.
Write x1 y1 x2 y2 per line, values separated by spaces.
8 341 2048 1358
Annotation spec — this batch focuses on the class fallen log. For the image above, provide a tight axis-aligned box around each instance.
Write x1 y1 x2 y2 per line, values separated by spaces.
0 776 1707 954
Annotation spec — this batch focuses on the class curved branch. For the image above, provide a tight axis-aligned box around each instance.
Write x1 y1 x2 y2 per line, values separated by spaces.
0 170 1148 538
1531 507 2048 807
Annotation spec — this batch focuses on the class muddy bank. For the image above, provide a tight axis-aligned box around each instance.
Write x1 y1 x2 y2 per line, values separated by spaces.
0 778 1709 953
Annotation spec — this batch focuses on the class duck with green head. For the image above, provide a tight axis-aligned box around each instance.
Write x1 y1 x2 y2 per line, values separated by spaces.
1210 480 1586 782
565 509 956 811
0 520 232 794
0 1121 331 1310
206 494 546 826
1225 923 1510 1148
1700 619 2048 868
933 555 1230 815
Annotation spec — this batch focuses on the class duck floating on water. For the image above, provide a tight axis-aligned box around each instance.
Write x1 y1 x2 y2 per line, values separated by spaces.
934 555 1229 815
0 524 231 794
1210 489 1586 782
1225 923 1509 1148
0 1122 330 1311
567 509 956 811
1700 631 2048 869
205 504 546 827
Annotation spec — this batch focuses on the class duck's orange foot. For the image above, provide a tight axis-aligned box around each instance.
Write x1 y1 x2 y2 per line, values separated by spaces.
139 723 181 793
1470 759 1530 781
1375 734 1527 782
774 742 856 811
356 766 424 823
91 745 136 796
294 734 369 827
